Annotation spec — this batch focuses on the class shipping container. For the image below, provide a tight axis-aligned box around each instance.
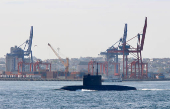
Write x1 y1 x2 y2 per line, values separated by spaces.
53 72 58 78
156 73 165 79
12 72 18 74
46 72 53 79
34 72 39 74
40 72 47 78
5 72 12 75
57 71 65 76
18 73 22 75
32 75 41 78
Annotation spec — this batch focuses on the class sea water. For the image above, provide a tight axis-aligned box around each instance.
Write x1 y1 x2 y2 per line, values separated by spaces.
0 81 170 109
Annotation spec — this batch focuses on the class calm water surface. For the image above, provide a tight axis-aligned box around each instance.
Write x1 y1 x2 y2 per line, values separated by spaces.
0 81 170 109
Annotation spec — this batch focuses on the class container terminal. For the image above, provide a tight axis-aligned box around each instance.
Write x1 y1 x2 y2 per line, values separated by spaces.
0 17 168 81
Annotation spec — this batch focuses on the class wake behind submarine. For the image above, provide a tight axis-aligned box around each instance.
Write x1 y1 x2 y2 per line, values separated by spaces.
60 63 136 91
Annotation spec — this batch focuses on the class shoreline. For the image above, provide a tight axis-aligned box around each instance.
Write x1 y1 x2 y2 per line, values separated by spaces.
0 78 82 81
0 78 170 81
123 78 170 81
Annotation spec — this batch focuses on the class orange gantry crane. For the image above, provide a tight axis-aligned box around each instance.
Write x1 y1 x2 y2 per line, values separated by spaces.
48 43 69 78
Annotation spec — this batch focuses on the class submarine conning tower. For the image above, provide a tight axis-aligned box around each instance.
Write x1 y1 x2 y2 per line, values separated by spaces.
83 74 102 86
60 62 137 91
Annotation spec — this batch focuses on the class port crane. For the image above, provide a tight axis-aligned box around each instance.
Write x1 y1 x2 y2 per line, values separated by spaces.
100 17 148 79
100 24 128 76
9 26 34 72
107 17 148 79
48 43 69 78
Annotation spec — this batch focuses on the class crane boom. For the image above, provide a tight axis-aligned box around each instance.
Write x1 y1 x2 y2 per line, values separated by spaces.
140 17 147 51
123 24 127 45
27 26 33 52
48 43 69 73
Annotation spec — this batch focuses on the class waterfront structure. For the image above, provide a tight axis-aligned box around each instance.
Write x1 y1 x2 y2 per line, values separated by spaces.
6 26 33 72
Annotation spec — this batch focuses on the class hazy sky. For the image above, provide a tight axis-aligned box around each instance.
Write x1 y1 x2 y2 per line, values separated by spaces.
0 0 170 60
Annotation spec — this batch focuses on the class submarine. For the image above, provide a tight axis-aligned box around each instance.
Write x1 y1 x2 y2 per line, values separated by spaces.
60 63 136 91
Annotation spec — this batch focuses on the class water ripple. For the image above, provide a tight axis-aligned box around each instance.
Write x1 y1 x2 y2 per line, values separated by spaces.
0 81 170 108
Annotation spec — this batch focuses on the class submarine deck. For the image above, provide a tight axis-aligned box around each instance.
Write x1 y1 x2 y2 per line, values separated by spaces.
60 85 136 91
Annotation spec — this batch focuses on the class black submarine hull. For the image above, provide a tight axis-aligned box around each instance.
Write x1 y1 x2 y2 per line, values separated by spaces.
60 68 136 91
60 85 136 91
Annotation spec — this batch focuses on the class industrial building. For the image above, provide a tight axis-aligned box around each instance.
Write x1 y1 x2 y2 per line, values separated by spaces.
6 46 25 72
